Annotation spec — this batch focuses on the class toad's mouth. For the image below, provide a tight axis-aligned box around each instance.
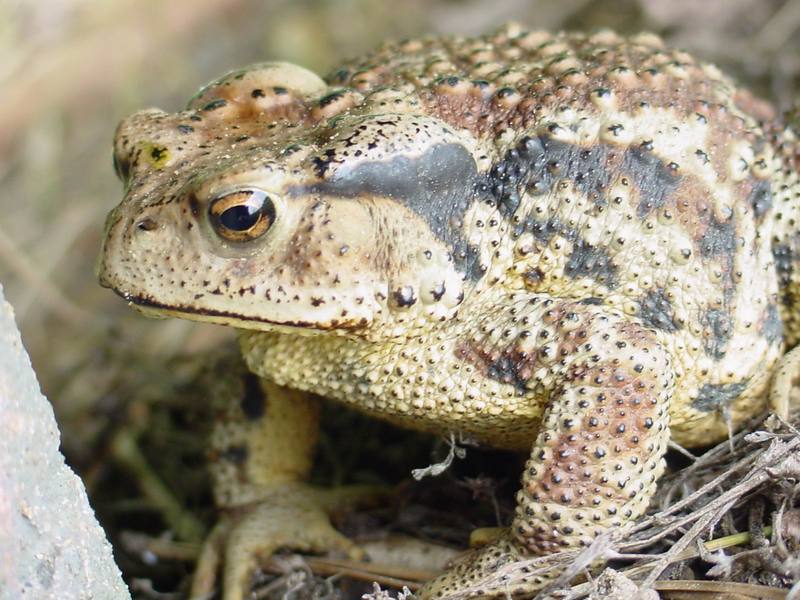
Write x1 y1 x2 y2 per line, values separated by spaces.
108 287 366 333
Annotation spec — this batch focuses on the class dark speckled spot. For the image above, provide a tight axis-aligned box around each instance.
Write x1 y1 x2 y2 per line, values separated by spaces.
748 180 772 219
692 380 749 413
487 137 544 215
148 145 168 162
203 98 228 111
623 145 680 218
524 267 545 284
699 217 737 259
773 242 793 287
639 288 680 332
696 214 739 303
486 354 528 395
761 303 783 344
392 286 417 307
240 373 266 420
565 241 617 288
524 217 574 243
457 342 531 395
702 309 732 359
773 239 799 325
513 215 615 288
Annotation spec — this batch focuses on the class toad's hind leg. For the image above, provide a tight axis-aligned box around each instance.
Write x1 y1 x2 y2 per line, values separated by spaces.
420 312 673 598
190 355 386 600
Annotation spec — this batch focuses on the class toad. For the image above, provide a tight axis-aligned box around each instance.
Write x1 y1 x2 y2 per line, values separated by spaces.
98 24 800 599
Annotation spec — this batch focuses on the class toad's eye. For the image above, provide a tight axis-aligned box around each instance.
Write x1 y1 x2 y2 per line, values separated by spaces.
208 189 276 242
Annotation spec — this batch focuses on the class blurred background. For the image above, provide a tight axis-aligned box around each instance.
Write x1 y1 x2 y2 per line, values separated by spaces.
1 0 799 596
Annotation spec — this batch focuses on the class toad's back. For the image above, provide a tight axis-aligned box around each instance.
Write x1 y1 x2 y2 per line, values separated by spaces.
311 26 799 444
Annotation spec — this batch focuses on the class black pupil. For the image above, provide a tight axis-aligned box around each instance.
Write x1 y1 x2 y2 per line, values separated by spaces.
220 203 261 231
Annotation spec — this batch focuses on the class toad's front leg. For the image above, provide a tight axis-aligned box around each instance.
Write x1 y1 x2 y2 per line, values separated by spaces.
191 356 384 600
421 307 673 598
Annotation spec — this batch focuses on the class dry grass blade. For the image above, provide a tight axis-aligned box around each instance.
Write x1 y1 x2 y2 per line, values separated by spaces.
639 497 738 586
653 579 789 599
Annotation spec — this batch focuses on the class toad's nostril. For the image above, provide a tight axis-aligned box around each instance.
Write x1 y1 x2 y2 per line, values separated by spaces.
136 218 158 231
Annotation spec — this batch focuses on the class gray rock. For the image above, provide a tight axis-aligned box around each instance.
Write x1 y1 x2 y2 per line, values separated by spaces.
0 286 130 600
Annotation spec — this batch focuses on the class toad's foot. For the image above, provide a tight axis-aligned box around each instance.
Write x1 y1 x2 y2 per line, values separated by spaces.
418 532 565 599
190 482 386 600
